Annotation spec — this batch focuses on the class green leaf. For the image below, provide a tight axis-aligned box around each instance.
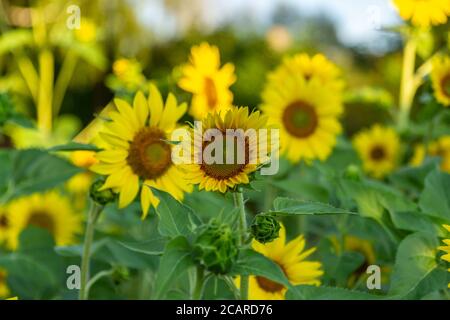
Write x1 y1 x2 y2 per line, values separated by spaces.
389 210 444 237
0 149 81 203
286 285 384 300
117 237 166 256
231 249 290 288
268 197 357 216
419 170 450 221
47 142 102 152
152 188 202 238
153 236 194 299
388 232 448 299
389 158 439 195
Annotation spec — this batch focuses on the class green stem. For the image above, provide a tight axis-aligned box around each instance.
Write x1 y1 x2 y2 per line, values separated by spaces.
398 38 416 131
85 269 114 299
192 266 205 300
79 202 102 300
233 190 249 300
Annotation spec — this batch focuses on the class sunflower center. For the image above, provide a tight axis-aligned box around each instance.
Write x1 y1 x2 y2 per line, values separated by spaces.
441 74 450 98
201 132 249 180
282 101 318 138
0 214 8 228
127 128 172 180
27 211 55 235
370 145 386 161
256 263 286 293
204 77 218 108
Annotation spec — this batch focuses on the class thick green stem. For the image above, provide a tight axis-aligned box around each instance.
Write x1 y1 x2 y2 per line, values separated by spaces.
79 202 102 300
398 38 416 131
192 266 205 300
233 190 249 300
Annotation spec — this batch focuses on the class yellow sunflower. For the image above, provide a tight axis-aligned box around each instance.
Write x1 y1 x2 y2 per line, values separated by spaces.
0 206 10 244
410 135 450 172
353 125 400 179
66 150 98 195
6 191 82 250
74 18 97 43
237 224 323 300
438 224 450 288
183 106 271 193
0 268 10 298
431 55 450 106
392 0 450 27
90 85 192 218
260 53 344 163
178 42 236 120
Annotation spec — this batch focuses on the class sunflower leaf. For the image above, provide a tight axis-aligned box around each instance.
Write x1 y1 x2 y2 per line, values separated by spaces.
268 197 357 216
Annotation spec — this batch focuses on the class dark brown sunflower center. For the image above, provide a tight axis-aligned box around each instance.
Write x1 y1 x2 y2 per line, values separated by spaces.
27 211 55 235
0 214 8 228
201 131 249 180
370 145 386 161
282 101 318 138
204 77 218 108
256 263 286 293
441 74 450 98
127 128 172 180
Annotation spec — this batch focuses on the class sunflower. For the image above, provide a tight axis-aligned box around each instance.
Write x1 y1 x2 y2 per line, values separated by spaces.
5 191 82 250
260 53 344 163
112 58 146 90
90 85 192 218
410 135 450 172
74 18 97 43
0 206 10 244
178 42 236 120
438 224 450 288
353 125 400 179
0 268 10 298
431 55 450 106
66 150 98 195
184 107 271 193
237 224 323 300
392 0 450 27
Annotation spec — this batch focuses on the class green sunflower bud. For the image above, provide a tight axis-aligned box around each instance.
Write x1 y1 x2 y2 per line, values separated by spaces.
250 214 280 244
89 178 117 205
344 164 362 181
193 220 239 274
111 266 130 285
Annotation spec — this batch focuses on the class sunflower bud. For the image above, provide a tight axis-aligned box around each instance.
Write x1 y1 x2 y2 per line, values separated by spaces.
193 220 239 274
111 266 130 285
344 164 362 181
89 178 116 205
250 214 280 244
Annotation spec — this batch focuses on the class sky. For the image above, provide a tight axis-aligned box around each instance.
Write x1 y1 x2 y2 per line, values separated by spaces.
134 0 402 48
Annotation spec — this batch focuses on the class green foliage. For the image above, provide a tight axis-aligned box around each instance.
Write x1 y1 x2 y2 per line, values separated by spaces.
250 214 281 244
268 197 357 216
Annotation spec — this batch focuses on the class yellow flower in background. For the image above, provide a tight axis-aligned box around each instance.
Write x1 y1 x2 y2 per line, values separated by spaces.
112 58 146 89
66 150 98 195
431 55 450 106
438 224 450 288
184 107 271 193
74 19 97 43
410 136 450 172
353 125 400 179
6 191 82 250
91 85 192 218
237 224 323 300
261 54 344 163
178 42 236 120
0 206 10 244
392 0 450 27
0 268 10 298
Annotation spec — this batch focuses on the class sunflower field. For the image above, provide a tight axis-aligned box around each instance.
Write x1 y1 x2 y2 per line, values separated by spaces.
0 0 449 302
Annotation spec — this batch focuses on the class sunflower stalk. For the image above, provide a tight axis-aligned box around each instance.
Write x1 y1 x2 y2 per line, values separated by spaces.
192 266 205 300
233 190 249 300
79 202 103 300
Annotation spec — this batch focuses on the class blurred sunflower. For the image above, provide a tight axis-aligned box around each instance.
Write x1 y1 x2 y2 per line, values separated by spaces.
438 224 450 288
74 18 97 43
66 150 98 195
0 206 10 244
392 0 450 27
353 125 400 179
184 107 271 193
237 224 323 300
431 55 450 106
111 58 147 91
0 268 10 298
91 85 192 218
6 191 82 250
178 42 236 120
410 135 450 172
261 54 344 163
